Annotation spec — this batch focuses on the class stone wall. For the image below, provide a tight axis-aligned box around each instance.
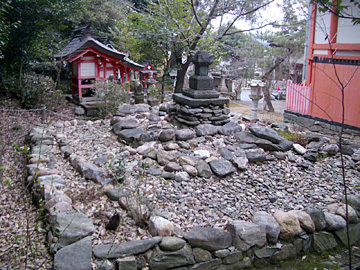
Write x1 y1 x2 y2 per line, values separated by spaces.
168 103 231 127
25 108 360 270
284 110 360 140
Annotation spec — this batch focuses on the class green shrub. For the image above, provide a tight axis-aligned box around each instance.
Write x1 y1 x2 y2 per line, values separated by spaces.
20 73 67 110
95 80 130 118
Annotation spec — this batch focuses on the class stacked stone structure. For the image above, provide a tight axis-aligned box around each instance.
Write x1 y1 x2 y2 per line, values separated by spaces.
170 51 230 126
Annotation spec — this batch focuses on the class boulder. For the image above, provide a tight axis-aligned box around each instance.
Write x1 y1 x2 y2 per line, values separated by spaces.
149 244 195 270
49 212 95 248
157 150 176 166
313 231 338 252
248 125 282 144
226 221 266 252
246 149 267 163
54 236 92 270
335 204 358 223
193 247 212 262
335 223 360 246
184 227 232 251
218 121 242 135
93 237 162 259
195 124 219 137
252 211 280 243
159 237 186 251
218 147 234 161
176 129 196 141
288 210 316 233
232 157 248 170
112 119 139 134
159 129 176 142
273 210 302 240
148 216 174 237
117 128 153 147
164 162 182 172
208 159 236 177
305 207 327 231
196 160 212 178
324 212 346 231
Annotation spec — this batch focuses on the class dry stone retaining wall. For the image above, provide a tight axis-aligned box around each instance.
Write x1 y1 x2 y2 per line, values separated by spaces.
25 105 360 269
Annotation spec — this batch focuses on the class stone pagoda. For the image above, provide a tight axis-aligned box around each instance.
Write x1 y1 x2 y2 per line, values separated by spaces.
170 51 230 126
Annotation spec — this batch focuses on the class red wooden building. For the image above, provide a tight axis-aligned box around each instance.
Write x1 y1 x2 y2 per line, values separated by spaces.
140 62 157 88
285 1 360 131
55 26 144 103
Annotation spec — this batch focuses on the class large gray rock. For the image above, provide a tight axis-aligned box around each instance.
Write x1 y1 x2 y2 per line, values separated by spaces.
157 150 177 166
112 119 139 134
324 212 346 231
335 223 360 247
226 221 266 252
232 157 248 170
248 125 282 144
159 129 176 142
118 128 153 147
219 121 242 135
184 227 232 251
335 204 358 223
252 211 280 243
305 207 327 231
271 243 297 261
93 237 162 259
69 155 105 183
218 147 234 161
149 244 195 270
195 124 219 136
116 256 136 270
344 195 360 216
49 212 95 248
208 159 236 177
193 247 212 262
313 231 338 252
176 129 196 141
196 160 212 178
159 237 186 251
246 149 267 163
54 236 92 270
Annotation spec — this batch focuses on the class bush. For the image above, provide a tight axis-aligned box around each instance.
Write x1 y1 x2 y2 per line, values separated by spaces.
19 73 67 110
95 80 130 118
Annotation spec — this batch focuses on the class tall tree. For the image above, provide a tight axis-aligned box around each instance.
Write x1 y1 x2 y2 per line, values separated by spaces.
258 0 307 111
125 0 274 92
0 0 79 92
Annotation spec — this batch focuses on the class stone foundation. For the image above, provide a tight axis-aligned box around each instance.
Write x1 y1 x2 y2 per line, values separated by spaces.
168 101 230 126
284 110 360 140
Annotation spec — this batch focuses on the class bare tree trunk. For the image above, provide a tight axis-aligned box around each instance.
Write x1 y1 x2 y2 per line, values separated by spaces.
174 60 191 93
262 80 274 112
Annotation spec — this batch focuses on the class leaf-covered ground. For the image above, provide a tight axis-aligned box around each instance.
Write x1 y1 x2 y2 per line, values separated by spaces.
0 98 75 269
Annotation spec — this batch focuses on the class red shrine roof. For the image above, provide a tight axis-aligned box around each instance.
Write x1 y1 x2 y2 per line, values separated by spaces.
55 26 144 70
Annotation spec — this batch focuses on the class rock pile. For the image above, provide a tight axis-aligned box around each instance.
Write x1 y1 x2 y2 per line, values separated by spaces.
167 103 231 126
24 104 360 269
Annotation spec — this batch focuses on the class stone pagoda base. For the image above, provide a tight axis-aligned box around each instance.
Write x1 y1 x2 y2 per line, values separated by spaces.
169 93 230 127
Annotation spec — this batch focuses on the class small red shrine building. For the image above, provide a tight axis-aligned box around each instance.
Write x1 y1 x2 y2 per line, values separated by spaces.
140 62 157 88
55 26 144 102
